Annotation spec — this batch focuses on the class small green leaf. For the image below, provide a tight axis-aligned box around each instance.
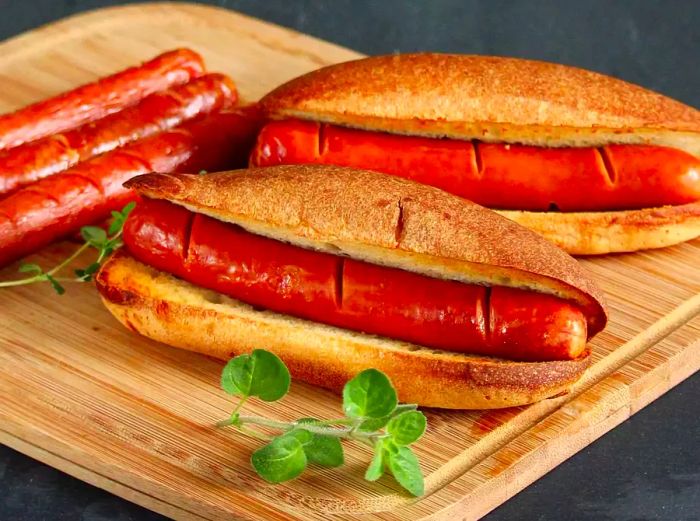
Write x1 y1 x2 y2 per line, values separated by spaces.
296 419 344 467
108 201 135 235
81 226 107 246
45 274 65 295
284 428 313 445
365 445 385 481
385 443 424 496
387 411 427 446
18 263 42 275
121 201 137 216
220 350 290 401
342 369 397 420
108 219 123 236
221 357 247 396
75 262 101 280
358 403 419 432
251 435 307 483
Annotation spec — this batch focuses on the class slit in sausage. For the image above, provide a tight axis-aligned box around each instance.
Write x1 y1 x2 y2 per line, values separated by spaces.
483 285 492 344
61 172 105 195
335 257 345 309
182 211 196 266
472 140 484 178
318 123 329 158
597 147 618 186
22 187 60 205
114 150 155 172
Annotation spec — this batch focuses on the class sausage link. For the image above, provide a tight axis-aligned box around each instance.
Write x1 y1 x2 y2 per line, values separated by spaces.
123 198 588 361
0 49 205 151
0 74 237 196
0 109 263 267
251 119 700 211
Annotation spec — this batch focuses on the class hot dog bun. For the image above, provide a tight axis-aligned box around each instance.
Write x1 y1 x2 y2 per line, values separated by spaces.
96 251 590 409
122 165 607 334
498 203 700 254
258 54 700 254
260 53 700 155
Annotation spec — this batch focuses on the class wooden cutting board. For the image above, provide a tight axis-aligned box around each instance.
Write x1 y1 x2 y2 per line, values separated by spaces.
1 3 698 520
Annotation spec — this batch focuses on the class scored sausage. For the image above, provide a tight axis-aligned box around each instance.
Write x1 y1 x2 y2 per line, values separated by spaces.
0 108 263 267
0 49 205 151
0 73 238 196
122 197 588 361
250 119 700 211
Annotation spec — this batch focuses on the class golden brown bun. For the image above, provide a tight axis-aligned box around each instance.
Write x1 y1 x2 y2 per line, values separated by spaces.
125 165 608 336
498 203 700 255
96 252 591 409
259 53 700 156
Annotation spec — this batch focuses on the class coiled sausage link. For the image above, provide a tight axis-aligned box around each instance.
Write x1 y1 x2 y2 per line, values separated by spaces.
0 73 237 196
0 108 263 267
0 49 205 150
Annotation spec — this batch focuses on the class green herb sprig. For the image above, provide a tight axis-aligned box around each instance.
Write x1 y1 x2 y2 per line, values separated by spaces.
217 349 426 496
0 202 136 294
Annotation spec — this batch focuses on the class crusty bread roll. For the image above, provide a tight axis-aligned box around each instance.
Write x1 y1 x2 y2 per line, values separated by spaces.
258 54 700 254
97 252 590 409
97 165 608 409
498 203 700 255
260 53 700 155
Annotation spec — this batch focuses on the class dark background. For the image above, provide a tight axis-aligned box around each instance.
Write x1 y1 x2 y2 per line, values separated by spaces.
0 1 698 520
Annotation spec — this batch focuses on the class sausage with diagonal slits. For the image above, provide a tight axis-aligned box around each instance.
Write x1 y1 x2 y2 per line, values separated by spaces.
250 119 700 211
0 49 205 151
0 73 237 196
122 197 588 361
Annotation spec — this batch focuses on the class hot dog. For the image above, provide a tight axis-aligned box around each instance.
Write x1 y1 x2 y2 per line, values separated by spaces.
96 165 608 409
0 49 205 151
0 74 238 196
0 109 263 267
253 54 700 254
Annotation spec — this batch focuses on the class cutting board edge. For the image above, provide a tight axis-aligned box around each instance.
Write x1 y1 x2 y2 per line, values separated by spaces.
0 3 698 520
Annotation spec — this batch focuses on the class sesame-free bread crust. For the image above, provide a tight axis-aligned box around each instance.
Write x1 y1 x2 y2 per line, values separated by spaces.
124 165 608 335
259 54 700 156
498 202 700 255
96 252 590 409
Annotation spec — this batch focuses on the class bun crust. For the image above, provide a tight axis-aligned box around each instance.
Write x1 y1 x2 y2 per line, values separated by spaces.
125 165 608 335
498 203 700 255
259 53 700 156
96 253 590 409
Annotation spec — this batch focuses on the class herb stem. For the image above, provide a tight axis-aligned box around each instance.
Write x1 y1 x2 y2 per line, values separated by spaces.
0 275 43 288
234 414 383 442
236 424 273 441
47 241 91 277
237 415 293 432
231 395 248 418
307 418 355 427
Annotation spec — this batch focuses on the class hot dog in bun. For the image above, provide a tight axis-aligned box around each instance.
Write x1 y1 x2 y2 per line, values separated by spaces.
97 165 607 409
251 54 700 254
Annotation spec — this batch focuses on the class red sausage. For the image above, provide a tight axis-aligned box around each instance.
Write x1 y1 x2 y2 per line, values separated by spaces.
0 74 237 196
0 109 263 268
123 198 588 361
250 119 700 211
0 49 205 151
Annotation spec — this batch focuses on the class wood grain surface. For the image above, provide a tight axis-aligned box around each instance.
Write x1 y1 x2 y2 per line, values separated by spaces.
0 3 698 520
